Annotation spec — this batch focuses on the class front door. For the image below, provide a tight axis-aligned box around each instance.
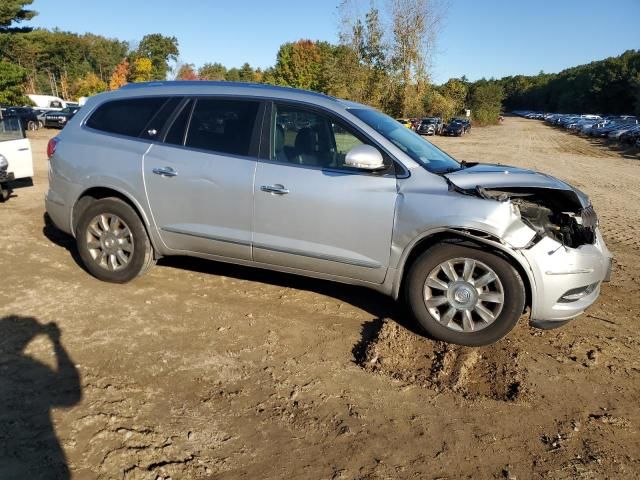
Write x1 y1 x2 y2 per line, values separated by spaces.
0 117 33 180
252 103 397 284
144 98 263 260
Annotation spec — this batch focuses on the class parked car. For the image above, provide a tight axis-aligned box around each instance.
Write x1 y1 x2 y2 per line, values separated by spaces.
44 106 81 129
45 81 612 346
619 125 640 145
442 119 466 136
416 117 443 136
396 118 412 128
4 107 40 131
0 116 34 195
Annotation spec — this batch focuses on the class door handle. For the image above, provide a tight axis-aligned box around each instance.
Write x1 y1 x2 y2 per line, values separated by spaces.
152 166 178 177
260 184 289 195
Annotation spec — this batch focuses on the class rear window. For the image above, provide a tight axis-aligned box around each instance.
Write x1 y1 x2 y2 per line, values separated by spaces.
86 97 168 137
184 98 259 156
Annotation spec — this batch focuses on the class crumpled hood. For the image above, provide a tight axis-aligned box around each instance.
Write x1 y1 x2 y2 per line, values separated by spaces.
444 163 590 207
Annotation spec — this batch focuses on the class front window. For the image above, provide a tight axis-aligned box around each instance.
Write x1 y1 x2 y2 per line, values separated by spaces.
272 104 388 171
350 108 460 173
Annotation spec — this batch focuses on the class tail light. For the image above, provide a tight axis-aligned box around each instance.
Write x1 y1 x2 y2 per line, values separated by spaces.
47 137 59 159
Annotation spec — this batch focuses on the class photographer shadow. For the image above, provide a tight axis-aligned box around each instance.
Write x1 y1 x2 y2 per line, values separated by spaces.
0 316 81 480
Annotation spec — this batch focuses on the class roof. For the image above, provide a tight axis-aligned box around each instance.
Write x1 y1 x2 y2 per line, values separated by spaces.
120 80 336 101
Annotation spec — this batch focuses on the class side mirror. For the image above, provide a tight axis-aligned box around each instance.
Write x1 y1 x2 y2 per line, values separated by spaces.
344 145 385 171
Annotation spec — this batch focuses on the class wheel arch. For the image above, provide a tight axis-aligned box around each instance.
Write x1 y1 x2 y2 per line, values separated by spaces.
72 186 159 255
393 229 534 314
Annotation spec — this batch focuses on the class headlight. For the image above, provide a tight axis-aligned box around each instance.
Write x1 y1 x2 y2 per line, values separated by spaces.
0 154 8 171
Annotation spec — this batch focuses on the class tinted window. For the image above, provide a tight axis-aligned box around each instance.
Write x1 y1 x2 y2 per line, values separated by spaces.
272 104 377 170
87 97 167 137
164 100 193 146
185 98 259 156
140 97 182 140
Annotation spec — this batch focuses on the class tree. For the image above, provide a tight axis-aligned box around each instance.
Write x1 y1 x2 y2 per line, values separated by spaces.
72 72 107 98
136 34 179 80
225 67 240 82
423 86 454 119
390 0 444 115
130 57 153 82
469 81 504 125
439 78 467 115
0 61 30 104
198 62 226 80
0 0 36 32
271 40 334 92
175 63 198 80
109 58 129 90
238 62 255 82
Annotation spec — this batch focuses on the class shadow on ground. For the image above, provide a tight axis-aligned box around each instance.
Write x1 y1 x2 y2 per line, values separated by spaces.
0 315 81 480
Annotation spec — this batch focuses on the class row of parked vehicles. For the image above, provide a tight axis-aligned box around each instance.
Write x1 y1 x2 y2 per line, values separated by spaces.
0 105 81 131
513 111 640 149
396 117 472 137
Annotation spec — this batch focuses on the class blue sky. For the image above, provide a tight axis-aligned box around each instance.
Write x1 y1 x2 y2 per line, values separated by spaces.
30 0 640 83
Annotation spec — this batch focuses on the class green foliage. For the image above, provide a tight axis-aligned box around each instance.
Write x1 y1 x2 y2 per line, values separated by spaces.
439 79 467 115
136 34 179 80
0 60 30 104
469 81 504 125
271 40 335 92
0 28 128 97
423 87 454 119
497 50 640 114
198 63 226 81
0 0 36 31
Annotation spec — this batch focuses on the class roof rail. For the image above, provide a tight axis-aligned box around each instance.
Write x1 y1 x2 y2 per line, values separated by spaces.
120 80 335 100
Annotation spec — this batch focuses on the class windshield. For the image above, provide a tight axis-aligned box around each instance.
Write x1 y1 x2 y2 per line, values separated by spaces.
350 108 461 173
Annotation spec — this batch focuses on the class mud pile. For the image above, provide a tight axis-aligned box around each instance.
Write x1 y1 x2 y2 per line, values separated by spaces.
355 319 528 402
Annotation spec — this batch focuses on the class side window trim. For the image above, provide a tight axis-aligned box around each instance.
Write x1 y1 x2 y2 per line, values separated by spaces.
160 98 195 146
139 96 183 140
266 101 397 177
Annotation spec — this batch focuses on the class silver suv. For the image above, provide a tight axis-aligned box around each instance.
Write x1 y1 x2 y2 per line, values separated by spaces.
45 82 612 345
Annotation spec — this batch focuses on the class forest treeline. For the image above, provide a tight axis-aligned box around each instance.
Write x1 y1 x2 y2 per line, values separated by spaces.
1 0 639 125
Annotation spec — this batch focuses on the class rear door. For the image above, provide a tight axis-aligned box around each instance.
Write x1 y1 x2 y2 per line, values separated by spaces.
144 97 264 260
0 117 33 180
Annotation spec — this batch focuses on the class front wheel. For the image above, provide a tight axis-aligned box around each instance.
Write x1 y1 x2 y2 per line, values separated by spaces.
406 244 526 346
76 197 155 283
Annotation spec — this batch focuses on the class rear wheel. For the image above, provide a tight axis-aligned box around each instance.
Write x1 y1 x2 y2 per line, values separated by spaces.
406 244 526 346
76 197 155 283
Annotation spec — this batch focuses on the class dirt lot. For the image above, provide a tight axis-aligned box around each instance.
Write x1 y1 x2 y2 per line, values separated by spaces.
1 118 639 479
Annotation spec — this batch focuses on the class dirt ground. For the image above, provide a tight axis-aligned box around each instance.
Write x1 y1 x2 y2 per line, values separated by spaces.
1 118 639 479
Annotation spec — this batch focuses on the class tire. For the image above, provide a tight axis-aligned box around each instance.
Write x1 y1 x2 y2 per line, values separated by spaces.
27 120 37 131
406 243 526 346
76 197 155 283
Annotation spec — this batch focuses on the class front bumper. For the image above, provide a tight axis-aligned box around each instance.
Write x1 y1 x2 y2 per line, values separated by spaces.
44 118 67 128
521 229 612 326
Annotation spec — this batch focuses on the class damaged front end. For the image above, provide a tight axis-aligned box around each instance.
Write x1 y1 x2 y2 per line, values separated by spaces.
477 187 597 249
442 163 612 326
443 163 598 250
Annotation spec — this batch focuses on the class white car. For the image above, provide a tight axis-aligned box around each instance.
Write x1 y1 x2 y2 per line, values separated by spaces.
0 117 34 200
